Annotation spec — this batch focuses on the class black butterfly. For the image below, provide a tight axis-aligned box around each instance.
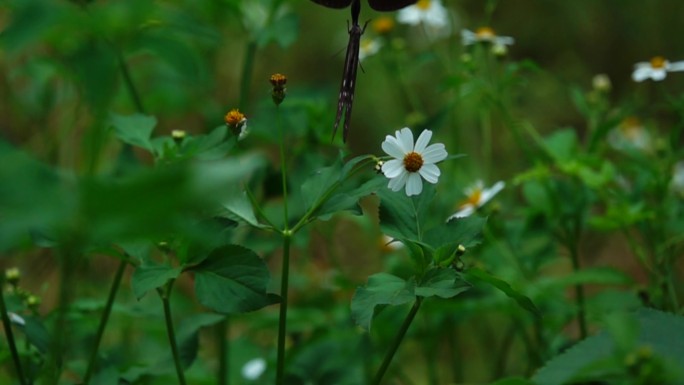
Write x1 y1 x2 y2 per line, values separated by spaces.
312 0 418 142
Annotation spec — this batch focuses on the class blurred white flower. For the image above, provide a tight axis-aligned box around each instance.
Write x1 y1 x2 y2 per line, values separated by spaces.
242 358 266 380
397 0 449 30
607 117 652 152
359 37 382 61
380 234 404 252
448 181 505 220
461 27 514 47
381 128 448 196
592 74 612 92
8 312 25 326
632 56 684 82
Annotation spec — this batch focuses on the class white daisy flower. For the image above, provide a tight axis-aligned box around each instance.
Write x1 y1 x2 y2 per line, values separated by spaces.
448 180 505 220
359 37 382 61
461 27 514 47
241 358 266 380
632 56 684 82
397 0 449 29
381 128 448 196
607 117 652 152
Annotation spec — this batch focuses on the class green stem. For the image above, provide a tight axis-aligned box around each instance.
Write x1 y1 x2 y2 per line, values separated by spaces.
275 233 292 385
217 318 229 385
239 41 258 112
372 298 423 385
117 51 145 114
161 280 187 385
568 240 587 339
83 258 127 384
0 282 27 385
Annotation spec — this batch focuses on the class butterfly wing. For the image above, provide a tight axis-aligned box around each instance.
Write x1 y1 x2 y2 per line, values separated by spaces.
310 0 354 9
367 0 418 11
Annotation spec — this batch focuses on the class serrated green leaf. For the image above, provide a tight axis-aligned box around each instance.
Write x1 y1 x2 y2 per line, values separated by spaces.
426 215 488 250
415 268 470 299
222 189 268 229
377 184 435 241
131 264 182 300
465 268 541 318
317 176 385 218
190 245 275 314
109 113 157 151
351 273 416 331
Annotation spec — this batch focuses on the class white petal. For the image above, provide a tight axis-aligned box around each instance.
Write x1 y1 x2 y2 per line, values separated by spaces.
651 69 667 81
382 135 407 159
405 172 423 196
461 29 477 45
414 130 433 153
448 205 475 220
397 8 421 25
397 128 415 152
421 143 448 163
242 358 266 380
388 171 409 191
382 159 405 178
418 163 441 184
480 181 505 204
632 67 653 82
668 60 684 72
8 312 25 326
495 36 515 46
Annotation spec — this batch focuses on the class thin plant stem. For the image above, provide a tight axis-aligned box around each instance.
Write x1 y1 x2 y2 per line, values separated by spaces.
275 233 291 385
372 298 423 385
0 282 27 385
217 318 229 385
568 239 587 339
117 51 146 114
83 258 128 384
160 280 187 385
239 41 258 112
275 104 292 385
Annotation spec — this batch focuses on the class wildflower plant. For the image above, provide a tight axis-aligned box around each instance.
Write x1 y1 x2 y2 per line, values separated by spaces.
2 1 684 385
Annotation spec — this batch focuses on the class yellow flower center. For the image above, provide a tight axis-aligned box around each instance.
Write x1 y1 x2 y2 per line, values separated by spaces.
403 152 424 173
459 188 483 208
225 109 245 126
416 0 431 10
650 56 667 69
372 16 395 34
269 73 287 87
475 27 496 39
619 117 643 140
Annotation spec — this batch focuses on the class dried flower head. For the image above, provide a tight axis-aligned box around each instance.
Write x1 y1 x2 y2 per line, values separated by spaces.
225 109 248 140
270 73 287 105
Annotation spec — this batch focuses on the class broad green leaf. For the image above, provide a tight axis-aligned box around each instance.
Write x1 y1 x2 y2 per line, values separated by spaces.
415 268 470 299
21 316 50 354
176 313 226 368
465 268 541 318
316 176 385 218
543 129 577 163
222 189 269 229
351 273 416 331
190 245 275 314
301 157 344 213
131 264 182 300
533 308 684 385
425 215 488 251
109 113 157 151
377 184 436 241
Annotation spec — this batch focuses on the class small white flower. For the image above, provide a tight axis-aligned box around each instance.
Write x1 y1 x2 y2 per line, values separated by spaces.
448 180 504 220
8 312 25 326
607 117 652 152
241 358 266 380
461 27 514 47
632 56 684 82
359 37 382 61
381 128 448 196
592 74 612 92
397 0 449 29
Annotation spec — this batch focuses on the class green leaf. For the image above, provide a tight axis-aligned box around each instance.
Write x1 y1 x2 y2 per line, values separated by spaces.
21 316 50 354
190 245 276 314
489 377 538 385
351 273 416 331
533 308 684 385
426 215 488 250
221 189 269 229
317 176 385 218
377 184 436 241
176 313 226 368
415 268 470 299
109 113 157 151
542 129 578 163
464 268 541 318
131 264 182 300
